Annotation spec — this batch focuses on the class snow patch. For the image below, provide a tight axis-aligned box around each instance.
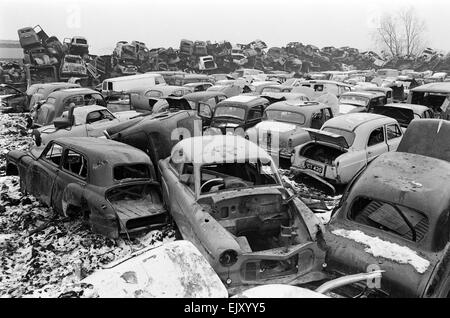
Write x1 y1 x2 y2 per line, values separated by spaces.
332 229 430 274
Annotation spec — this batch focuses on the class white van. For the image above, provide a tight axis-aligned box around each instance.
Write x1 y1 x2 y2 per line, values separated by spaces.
101 73 166 95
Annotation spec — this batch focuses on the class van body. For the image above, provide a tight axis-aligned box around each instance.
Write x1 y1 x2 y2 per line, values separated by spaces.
101 73 166 95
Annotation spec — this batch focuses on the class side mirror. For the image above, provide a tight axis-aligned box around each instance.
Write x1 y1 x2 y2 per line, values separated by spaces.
180 174 191 185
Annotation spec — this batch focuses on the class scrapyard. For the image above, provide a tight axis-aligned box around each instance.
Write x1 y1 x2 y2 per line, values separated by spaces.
0 1 449 300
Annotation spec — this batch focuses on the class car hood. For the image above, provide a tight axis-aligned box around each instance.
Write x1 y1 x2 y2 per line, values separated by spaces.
304 128 349 149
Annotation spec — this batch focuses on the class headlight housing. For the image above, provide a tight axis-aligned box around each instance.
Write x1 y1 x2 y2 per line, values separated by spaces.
219 250 238 267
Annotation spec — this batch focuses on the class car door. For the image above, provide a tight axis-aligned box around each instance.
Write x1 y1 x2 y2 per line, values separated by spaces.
28 142 63 207
245 105 264 130
366 126 389 162
51 148 87 213
385 123 402 151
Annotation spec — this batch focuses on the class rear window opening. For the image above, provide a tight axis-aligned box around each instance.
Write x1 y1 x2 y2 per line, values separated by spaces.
350 196 429 242
411 92 448 111
113 164 150 181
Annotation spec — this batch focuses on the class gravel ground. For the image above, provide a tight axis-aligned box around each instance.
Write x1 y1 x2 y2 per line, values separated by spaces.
0 112 339 298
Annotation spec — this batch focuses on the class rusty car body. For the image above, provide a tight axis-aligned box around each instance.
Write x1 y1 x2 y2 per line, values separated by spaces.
408 82 450 117
291 113 403 187
6 137 167 238
31 88 107 127
325 151 450 297
245 100 334 165
158 135 327 287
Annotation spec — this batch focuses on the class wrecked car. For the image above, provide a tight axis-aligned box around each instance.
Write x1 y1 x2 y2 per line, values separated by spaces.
0 84 28 112
245 100 334 166
31 88 107 127
26 82 81 112
59 54 88 79
290 80 353 97
260 92 310 105
325 151 450 297
206 80 244 98
370 104 434 129
129 86 193 112
201 95 270 135
158 135 327 287
337 91 386 115
357 86 393 104
408 82 450 117
31 104 140 147
104 108 201 179
291 113 403 189
6 137 167 239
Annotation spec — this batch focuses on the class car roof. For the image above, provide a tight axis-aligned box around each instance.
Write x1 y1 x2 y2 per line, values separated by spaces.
340 91 384 98
182 91 227 101
411 82 450 93
350 151 450 221
323 113 392 131
183 82 212 87
172 135 272 165
361 87 393 92
47 88 100 99
266 100 325 113
383 103 430 112
300 80 353 87
53 137 150 166
220 95 267 105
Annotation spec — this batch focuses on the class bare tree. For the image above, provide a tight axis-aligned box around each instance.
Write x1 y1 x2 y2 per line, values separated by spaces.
373 7 426 58
399 7 426 57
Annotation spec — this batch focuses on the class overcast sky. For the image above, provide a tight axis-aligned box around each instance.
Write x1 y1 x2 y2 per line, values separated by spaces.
1 0 449 55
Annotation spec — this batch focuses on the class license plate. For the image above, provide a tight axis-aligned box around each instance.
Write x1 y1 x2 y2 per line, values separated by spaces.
305 162 323 174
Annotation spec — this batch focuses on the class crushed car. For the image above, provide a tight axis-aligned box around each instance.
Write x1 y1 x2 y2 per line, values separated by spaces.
324 151 450 297
6 137 167 239
158 135 327 288
291 113 403 190
245 100 334 166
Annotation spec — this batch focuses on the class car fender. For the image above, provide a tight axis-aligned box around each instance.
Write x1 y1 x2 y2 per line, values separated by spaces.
61 182 85 216
335 151 367 183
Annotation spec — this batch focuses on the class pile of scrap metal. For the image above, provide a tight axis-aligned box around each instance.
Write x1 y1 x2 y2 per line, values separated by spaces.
17 25 92 85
